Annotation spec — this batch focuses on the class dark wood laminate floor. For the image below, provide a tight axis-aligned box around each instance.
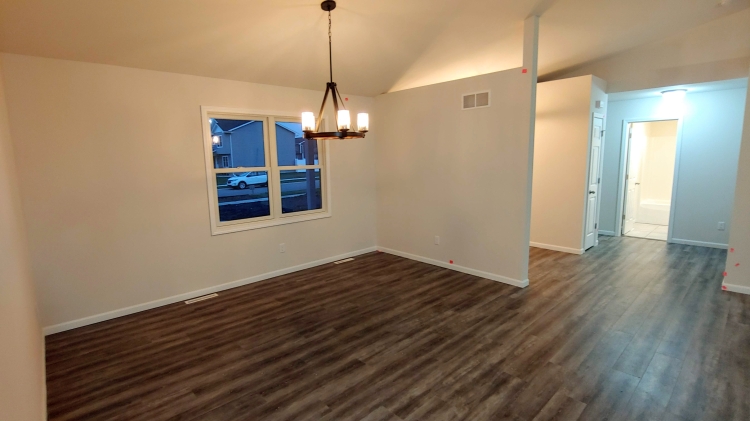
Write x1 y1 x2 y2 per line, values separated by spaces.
46 236 750 421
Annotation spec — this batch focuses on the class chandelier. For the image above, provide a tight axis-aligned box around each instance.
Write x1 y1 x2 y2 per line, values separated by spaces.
301 0 368 140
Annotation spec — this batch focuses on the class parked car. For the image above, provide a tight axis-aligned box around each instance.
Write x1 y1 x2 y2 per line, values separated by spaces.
226 172 268 189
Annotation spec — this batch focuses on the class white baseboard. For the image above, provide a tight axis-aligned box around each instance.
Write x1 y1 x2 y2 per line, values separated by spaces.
598 230 616 237
669 238 728 249
377 247 529 288
723 282 750 296
529 242 584 255
43 246 378 335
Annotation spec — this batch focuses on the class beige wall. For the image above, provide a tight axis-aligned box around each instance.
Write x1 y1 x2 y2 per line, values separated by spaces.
1 53 378 329
0 56 46 421
373 67 534 285
531 75 607 253
725 66 750 291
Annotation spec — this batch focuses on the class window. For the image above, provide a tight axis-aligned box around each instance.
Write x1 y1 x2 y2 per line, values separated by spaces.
201 107 329 235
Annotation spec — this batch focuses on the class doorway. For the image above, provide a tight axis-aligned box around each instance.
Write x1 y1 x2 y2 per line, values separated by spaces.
584 114 605 250
621 120 679 241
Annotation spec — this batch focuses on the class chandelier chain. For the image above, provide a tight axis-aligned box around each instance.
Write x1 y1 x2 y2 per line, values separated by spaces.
328 11 333 83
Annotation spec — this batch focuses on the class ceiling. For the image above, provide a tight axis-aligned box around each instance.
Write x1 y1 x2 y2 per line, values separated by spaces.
608 77 749 102
0 0 748 97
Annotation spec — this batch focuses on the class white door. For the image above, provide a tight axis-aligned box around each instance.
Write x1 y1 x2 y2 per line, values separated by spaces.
622 124 641 235
584 116 605 250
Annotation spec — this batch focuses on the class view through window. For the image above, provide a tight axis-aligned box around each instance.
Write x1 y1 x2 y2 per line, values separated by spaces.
203 111 327 234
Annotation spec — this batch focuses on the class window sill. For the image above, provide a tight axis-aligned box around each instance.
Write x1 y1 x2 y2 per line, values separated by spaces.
211 211 331 235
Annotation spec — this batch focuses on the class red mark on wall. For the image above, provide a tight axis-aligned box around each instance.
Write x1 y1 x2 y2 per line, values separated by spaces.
522 69 528 74
730 248 735 253
736 263 741 267
345 97 349 101
723 271 728 277
449 260 454 264
722 285 728 291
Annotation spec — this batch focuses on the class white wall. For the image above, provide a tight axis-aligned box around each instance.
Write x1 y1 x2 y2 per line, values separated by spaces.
530 75 607 252
724 67 750 293
1 53 378 329
374 68 533 285
0 56 46 421
601 86 748 247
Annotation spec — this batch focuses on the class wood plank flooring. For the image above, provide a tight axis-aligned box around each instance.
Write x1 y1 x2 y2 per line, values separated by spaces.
46 236 750 421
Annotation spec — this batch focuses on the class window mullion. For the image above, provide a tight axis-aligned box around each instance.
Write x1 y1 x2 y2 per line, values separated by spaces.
267 117 282 219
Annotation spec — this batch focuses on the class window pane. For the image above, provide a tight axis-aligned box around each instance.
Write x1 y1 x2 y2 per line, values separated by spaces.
210 118 265 168
216 172 270 222
276 122 318 166
280 169 322 214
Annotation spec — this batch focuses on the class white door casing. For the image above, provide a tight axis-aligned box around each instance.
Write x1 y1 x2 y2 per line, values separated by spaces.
584 115 605 250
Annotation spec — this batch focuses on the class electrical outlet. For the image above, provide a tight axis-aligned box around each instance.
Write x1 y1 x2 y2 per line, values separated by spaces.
279 243 286 253
434 236 440 245
718 222 726 231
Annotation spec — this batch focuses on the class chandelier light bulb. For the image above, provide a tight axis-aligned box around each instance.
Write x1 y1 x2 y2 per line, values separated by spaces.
357 113 369 132
301 112 315 132
337 110 351 131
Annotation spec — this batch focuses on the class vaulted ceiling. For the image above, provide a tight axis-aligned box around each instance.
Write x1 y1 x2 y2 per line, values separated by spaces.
0 0 748 96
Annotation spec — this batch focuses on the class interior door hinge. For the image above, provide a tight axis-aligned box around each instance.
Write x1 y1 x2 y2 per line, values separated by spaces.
595 223 598 229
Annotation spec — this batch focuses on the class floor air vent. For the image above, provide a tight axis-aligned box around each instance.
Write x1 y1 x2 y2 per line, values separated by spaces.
185 293 218 304
333 258 355 265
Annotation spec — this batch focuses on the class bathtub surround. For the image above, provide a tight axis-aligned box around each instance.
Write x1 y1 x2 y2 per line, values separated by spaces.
636 200 671 227
601 81 748 248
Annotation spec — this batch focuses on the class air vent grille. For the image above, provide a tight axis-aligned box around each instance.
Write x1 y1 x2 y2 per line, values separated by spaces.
462 91 491 110
463 95 476 109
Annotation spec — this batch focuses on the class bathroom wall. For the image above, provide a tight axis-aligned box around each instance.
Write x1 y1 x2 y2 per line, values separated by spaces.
636 120 678 225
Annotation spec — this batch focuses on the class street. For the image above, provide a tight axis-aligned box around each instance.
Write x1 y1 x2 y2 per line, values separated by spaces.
217 179 321 201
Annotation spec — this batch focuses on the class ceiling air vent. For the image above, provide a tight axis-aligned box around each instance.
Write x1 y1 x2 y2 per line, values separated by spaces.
462 91 491 110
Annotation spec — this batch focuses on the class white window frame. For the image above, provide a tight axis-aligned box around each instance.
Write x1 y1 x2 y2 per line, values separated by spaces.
201 106 332 235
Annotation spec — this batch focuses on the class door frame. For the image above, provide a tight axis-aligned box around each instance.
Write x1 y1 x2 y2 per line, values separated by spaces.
583 112 606 250
614 117 684 243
